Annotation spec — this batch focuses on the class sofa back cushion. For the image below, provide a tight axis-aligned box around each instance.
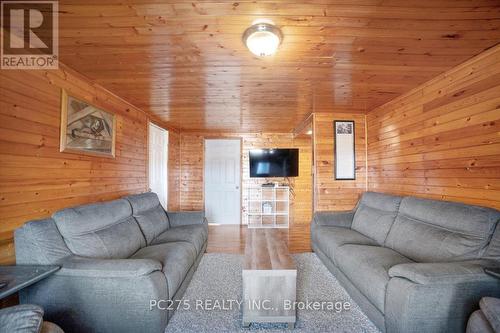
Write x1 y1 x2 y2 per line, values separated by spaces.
484 223 500 261
126 192 170 244
351 192 403 245
15 218 71 265
53 199 146 259
385 197 500 262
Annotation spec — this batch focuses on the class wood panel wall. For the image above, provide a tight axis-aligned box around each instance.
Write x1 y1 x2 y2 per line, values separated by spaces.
2 41 498 268
290 135 313 225
179 134 205 211
313 113 367 211
167 130 181 211
0 65 160 264
367 45 500 209
179 133 313 225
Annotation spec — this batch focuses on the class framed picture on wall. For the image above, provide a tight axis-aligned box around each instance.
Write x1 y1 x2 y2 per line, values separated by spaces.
60 89 116 158
334 120 355 180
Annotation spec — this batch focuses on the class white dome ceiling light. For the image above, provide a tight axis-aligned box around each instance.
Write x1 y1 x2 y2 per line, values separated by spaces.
243 23 283 57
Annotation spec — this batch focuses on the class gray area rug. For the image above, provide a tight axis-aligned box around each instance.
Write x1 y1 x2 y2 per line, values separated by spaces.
165 253 380 333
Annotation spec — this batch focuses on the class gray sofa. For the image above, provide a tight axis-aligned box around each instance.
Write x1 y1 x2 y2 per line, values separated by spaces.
15 192 208 333
311 192 500 333
0 304 64 333
467 297 500 333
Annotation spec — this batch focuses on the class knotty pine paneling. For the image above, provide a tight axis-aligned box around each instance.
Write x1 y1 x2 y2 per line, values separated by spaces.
168 130 181 211
290 135 313 225
179 134 205 211
55 1 500 131
367 44 500 209
179 133 313 225
313 113 367 211
0 65 154 264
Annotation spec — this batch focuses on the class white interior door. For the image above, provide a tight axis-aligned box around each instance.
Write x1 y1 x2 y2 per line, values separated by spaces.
204 139 241 224
149 123 168 208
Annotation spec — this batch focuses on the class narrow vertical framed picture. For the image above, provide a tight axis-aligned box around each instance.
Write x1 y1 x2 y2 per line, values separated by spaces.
334 120 355 180
60 89 116 158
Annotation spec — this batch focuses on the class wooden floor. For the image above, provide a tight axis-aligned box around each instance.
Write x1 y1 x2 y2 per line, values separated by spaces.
207 224 311 254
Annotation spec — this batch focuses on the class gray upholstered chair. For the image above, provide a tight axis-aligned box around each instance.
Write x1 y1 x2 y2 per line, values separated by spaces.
467 297 500 333
0 304 64 333
14 192 207 333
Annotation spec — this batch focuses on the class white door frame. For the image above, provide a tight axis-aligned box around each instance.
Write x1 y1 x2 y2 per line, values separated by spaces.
148 122 168 208
204 138 242 225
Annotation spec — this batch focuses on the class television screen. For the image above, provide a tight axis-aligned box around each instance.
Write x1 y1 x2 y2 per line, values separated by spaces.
249 148 299 177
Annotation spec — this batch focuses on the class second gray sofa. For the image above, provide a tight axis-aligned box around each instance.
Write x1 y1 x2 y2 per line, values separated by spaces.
311 192 500 333
467 297 500 333
15 192 208 333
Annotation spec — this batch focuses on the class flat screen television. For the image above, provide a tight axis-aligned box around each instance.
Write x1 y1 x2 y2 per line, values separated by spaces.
249 148 299 178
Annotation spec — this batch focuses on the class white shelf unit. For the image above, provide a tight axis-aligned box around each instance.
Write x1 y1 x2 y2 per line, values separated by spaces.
246 186 290 228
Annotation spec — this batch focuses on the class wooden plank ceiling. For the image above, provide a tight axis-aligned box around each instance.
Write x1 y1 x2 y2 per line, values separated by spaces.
58 0 500 132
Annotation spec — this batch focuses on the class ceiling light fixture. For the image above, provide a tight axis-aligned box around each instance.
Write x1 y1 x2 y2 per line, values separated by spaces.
243 22 283 57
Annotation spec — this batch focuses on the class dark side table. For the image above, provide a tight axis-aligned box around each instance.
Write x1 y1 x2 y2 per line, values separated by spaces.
0 265 59 299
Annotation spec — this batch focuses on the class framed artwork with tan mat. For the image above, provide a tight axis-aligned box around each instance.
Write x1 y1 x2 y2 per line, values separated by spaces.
60 89 116 158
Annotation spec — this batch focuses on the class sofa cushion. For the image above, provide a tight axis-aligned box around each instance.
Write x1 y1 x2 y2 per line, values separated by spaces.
480 297 500 332
131 242 196 297
467 310 495 333
53 199 145 259
312 211 355 228
485 224 500 260
152 223 208 255
0 304 44 333
313 226 377 265
385 197 500 262
126 192 170 245
351 192 402 245
388 260 496 285
15 218 71 265
335 244 413 312
166 211 205 227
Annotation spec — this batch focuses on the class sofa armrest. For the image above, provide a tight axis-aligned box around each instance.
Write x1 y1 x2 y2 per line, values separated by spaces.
388 260 499 285
312 210 355 228
21 257 168 332
386 261 500 333
56 255 162 278
167 211 206 227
